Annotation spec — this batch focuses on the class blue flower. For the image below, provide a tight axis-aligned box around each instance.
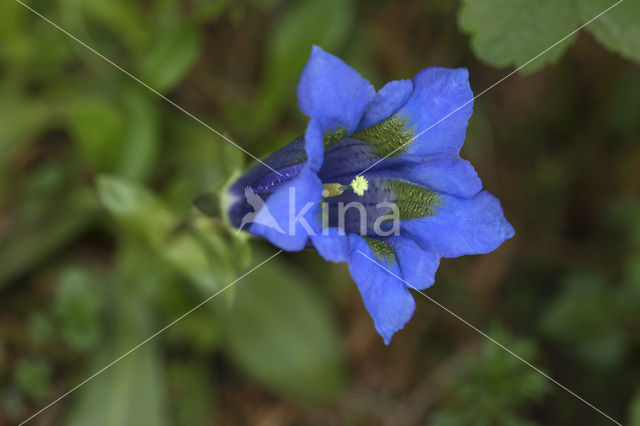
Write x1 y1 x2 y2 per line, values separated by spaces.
226 46 514 344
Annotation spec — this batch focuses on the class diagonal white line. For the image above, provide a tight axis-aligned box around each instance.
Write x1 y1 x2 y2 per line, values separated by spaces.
18 250 283 426
12 0 282 176
357 0 624 176
356 250 623 426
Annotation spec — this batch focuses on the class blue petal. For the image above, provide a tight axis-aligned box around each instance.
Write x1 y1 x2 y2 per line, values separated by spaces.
385 236 440 290
304 118 324 172
228 136 306 200
401 190 515 258
297 46 375 135
396 67 473 157
311 227 349 263
358 79 413 129
249 167 322 251
318 137 378 182
227 119 325 229
347 235 416 344
369 154 482 198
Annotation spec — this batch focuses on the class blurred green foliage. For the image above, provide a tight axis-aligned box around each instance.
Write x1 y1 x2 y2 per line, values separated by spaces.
432 328 549 426
1 0 639 425
459 0 640 72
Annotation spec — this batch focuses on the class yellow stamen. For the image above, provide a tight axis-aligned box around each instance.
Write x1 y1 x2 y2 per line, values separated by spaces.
323 176 369 198
322 183 344 198
350 175 369 196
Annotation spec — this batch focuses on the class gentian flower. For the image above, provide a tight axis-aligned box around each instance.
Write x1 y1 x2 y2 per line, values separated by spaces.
225 46 514 344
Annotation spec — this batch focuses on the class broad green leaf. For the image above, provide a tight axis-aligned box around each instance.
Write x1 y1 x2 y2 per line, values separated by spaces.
139 22 201 92
579 0 640 64
222 254 345 402
458 0 580 73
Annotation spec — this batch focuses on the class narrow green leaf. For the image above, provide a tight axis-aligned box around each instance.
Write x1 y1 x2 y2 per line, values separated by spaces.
67 97 125 173
116 88 160 180
65 249 168 426
96 175 230 292
239 0 353 136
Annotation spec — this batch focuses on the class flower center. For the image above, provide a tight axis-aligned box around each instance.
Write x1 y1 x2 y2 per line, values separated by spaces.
322 175 369 198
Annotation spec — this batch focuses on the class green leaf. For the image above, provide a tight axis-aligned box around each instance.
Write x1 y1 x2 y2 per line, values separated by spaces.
61 0 147 51
13 358 51 401
222 254 345 402
238 0 353 136
96 175 232 293
164 117 244 209
54 266 104 352
67 97 125 173
0 188 98 288
167 361 216 425
139 22 201 92
540 272 626 369
65 345 167 426
96 175 175 243
432 327 549 426
65 249 168 426
629 386 640 426
458 0 580 73
578 0 640 64
116 87 160 180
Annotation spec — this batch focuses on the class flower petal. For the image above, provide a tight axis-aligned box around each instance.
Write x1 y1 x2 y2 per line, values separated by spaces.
347 235 416 344
318 137 378 182
385 236 440 290
368 154 482 198
297 46 375 135
303 118 324 172
395 67 473 157
401 190 515 258
311 227 349 263
358 79 413 130
249 166 323 251
227 119 325 229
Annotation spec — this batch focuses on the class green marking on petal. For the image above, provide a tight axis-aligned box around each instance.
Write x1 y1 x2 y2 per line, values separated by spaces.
363 237 396 264
352 114 414 158
386 180 441 220
323 126 348 148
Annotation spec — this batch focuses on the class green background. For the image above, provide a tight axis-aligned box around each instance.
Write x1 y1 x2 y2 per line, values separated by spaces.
1 0 639 425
